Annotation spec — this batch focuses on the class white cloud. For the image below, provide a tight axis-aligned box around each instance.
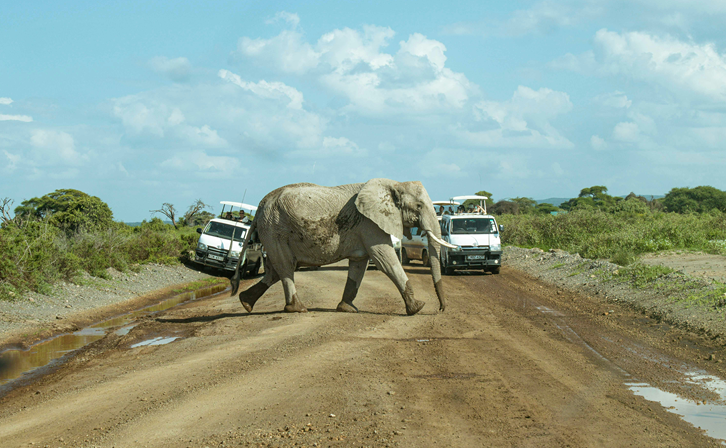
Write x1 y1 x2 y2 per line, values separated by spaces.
288 136 365 158
29 129 82 164
149 56 192 82
463 86 574 149
591 135 607 150
0 98 13 105
594 91 632 108
3 150 20 172
266 11 300 29
0 114 33 122
218 69 303 109
161 150 241 177
236 19 476 115
554 29 726 102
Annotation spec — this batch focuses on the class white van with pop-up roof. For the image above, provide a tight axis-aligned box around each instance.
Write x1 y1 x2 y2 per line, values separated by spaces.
194 201 264 276
438 195 504 275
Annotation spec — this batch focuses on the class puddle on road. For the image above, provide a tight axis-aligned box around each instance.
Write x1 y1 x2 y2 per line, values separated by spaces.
627 373 726 444
525 295 726 444
131 336 179 348
0 283 228 389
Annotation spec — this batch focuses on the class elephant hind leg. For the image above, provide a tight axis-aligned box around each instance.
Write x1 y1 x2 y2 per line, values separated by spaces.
337 259 368 313
239 261 279 313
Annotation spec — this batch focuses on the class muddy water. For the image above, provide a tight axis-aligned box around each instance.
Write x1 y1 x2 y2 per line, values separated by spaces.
0 283 228 388
522 295 726 444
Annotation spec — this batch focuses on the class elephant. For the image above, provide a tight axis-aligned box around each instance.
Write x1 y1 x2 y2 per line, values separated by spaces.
229 178 458 315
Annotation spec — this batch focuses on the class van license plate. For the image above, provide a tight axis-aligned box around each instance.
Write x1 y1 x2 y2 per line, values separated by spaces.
208 254 224 261
467 255 486 260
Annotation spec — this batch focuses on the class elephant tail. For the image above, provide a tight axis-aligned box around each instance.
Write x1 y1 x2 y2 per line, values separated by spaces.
230 217 258 296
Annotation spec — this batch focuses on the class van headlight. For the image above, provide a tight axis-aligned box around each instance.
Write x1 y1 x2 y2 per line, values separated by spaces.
490 243 501 252
230 251 240 259
197 242 207 251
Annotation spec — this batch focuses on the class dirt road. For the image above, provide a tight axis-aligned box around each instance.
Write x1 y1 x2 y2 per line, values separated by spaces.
0 263 723 447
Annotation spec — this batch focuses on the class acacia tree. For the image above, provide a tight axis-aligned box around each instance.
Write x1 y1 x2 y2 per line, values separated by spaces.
150 203 178 229
1 197 14 226
14 189 114 232
182 199 210 227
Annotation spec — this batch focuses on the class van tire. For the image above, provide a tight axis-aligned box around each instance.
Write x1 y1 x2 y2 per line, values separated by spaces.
251 259 262 276
490 266 501 275
401 249 410 265
422 250 430 267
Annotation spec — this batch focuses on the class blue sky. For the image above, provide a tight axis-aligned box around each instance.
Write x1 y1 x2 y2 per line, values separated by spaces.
3 1 726 221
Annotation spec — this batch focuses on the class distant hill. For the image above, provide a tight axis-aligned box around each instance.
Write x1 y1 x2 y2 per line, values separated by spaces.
535 194 665 207
123 220 174 227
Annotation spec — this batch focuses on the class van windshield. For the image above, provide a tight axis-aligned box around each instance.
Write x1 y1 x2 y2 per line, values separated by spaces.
450 218 497 234
205 222 247 242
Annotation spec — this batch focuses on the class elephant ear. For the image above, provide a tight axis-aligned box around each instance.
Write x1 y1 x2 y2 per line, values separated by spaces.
355 178 403 240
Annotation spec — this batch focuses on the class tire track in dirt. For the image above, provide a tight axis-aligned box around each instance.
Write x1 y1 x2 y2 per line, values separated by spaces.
0 264 720 447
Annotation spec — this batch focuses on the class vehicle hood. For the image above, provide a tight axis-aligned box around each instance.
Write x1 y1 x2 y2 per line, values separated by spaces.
199 234 244 252
448 233 500 248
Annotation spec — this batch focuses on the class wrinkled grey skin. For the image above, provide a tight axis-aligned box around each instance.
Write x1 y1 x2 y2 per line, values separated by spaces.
230 178 446 315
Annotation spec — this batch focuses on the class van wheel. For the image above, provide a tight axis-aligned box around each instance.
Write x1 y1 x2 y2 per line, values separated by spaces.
444 266 455 275
490 266 501 275
422 250 430 267
401 249 410 265
251 259 262 276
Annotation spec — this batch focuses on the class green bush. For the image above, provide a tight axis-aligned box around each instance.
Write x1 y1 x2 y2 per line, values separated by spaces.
499 208 726 262
0 217 199 301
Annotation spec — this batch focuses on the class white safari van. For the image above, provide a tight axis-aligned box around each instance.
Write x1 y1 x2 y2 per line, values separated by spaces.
194 201 264 276
438 195 504 275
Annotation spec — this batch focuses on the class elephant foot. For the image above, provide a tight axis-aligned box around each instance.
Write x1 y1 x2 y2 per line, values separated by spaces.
240 301 254 313
336 301 359 313
238 281 270 313
284 294 308 313
405 299 426 316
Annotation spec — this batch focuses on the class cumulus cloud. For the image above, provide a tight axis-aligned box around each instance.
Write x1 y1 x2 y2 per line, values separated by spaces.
288 136 365 158
161 150 241 177
553 29 726 102
219 69 303 109
0 97 13 105
462 86 574 149
236 20 476 115
594 91 632 108
149 56 192 82
0 114 33 122
29 129 82 164
591 135 607 150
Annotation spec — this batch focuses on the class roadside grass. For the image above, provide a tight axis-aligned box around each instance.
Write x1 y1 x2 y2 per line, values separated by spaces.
0 218 200 301
499 209 726 265
172 277 226 293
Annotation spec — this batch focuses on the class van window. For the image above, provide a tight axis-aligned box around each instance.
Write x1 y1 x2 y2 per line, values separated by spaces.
410 227 418 237
451 218 497 234
204 222 247 242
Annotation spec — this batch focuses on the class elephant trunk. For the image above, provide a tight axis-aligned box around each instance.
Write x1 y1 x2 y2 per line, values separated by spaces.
420 212 446 312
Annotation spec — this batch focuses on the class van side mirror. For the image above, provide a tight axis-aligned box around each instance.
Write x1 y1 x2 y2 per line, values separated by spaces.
499 225 504 233
196 228 202 234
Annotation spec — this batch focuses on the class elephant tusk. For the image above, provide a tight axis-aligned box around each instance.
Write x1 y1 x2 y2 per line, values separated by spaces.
421 230 459 249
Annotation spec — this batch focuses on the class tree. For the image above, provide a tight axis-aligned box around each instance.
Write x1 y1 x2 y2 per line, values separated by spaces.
535 203 560 214
1 197 14 226
491 200 519 215
511 197 537 213
14 189 114 231
462 190 494 211
151 203 178 229
182 199 210 227
560 186 620 211
662 186 726 213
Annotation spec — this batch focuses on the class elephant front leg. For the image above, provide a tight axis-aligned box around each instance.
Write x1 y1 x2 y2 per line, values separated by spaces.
369 244 425 315
337 259 369 313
